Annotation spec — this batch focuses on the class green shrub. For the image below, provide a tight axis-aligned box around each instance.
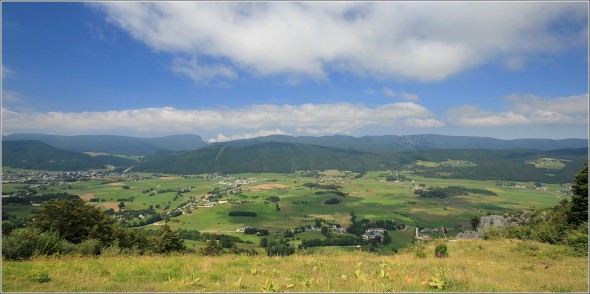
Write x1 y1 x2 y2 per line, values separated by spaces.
34 230 65 257
412 243 427 258
2 227 41 260
77 238 102 256
482 227 504 240
58 241 79 255
33 271 51 283
564 228 588 255
434 242 448 258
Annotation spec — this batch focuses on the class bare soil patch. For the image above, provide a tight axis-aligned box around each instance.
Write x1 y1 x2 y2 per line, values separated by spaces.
107 182 124 186
79 193 95 201
98 202 120 210
159 176 179 180
246 183 290 191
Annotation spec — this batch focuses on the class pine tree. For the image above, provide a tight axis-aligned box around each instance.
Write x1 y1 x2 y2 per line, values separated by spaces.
568 161 588 226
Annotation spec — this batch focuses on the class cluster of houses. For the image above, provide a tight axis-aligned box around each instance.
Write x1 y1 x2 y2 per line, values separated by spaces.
1 170 142 187
362 228 386 241
217 178 258 187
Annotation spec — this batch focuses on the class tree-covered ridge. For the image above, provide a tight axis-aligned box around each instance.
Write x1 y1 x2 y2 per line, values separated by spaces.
134 143 587 183
3 133 207 155
2 140 135 171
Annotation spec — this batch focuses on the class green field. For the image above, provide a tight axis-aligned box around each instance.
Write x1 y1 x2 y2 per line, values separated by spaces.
526 158 569 170
2 169 568 251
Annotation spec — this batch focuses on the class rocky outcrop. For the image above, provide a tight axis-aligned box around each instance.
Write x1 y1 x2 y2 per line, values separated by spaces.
455 210 532 240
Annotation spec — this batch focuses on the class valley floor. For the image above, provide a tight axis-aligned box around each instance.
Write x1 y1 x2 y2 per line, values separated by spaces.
2 239 587 292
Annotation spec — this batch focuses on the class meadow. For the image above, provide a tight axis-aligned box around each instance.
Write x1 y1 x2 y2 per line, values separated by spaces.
3 169 568 253
2 239 587 292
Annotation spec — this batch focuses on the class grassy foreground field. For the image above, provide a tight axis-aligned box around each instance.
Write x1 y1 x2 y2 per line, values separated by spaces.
2 239 587 292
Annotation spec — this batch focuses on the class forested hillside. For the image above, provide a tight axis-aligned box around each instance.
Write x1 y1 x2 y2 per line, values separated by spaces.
1 140 135 171
134 142 587 183
3 133 207 155
212 134 588 152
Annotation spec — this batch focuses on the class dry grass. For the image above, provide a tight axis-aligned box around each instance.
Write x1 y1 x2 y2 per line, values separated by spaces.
245 183 291 191
78 193 94 201
2 239 587 292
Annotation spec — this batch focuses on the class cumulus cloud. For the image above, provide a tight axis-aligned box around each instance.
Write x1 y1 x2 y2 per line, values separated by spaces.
91 2 587 82
208 129 288 143
447 93 589 127
2 102 443 138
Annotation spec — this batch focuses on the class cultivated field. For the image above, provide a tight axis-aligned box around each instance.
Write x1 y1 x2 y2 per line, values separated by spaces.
2 169 569 252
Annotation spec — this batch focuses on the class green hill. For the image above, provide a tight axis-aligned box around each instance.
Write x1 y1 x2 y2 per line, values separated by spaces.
2 133 207 156
1 140 135 171
213 134 588 152
134 142 587 183
134 142 384 174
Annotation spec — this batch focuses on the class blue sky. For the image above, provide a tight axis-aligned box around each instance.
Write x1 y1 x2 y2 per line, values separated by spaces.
2 1 588 142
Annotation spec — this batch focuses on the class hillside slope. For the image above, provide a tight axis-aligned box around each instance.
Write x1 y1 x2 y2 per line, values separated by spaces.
134 142 587 183
134 142 385 174
1 140 135 171
213 134 588 152
3 133 207 155
1 239 587 292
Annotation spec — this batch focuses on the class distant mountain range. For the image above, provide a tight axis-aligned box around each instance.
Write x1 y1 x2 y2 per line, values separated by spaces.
2 133 587 183
132 142 587 183
212 134 588 152
2 133 207 156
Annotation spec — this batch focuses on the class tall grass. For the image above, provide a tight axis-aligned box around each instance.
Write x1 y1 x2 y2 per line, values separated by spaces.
2 239 587 292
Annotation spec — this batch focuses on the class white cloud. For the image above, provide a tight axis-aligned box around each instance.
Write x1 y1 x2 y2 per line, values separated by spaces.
296 127 351 135
447 93 589 127
405 118 445 128
2 90 22 102
170 56 238 84
92 2 587 82
208 129 288 143
2 65 14 78
2 102 440 137
382 87 396 97
399 92 419 101
382 87 419 101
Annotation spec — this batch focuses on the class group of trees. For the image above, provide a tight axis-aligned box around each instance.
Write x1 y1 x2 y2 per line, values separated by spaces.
299 234 362 248
1 192 78 205
228 211 257 217
414 186 496 198
346 214 405 235
259 238 296 256
2 198 186 260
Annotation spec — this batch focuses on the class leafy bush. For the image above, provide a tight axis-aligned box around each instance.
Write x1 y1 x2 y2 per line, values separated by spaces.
33 271 51 283
200 240 224 256
34 230 65 257
434 242 448 258
564 227 588 255
2 227 40 260
78 238 102 256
